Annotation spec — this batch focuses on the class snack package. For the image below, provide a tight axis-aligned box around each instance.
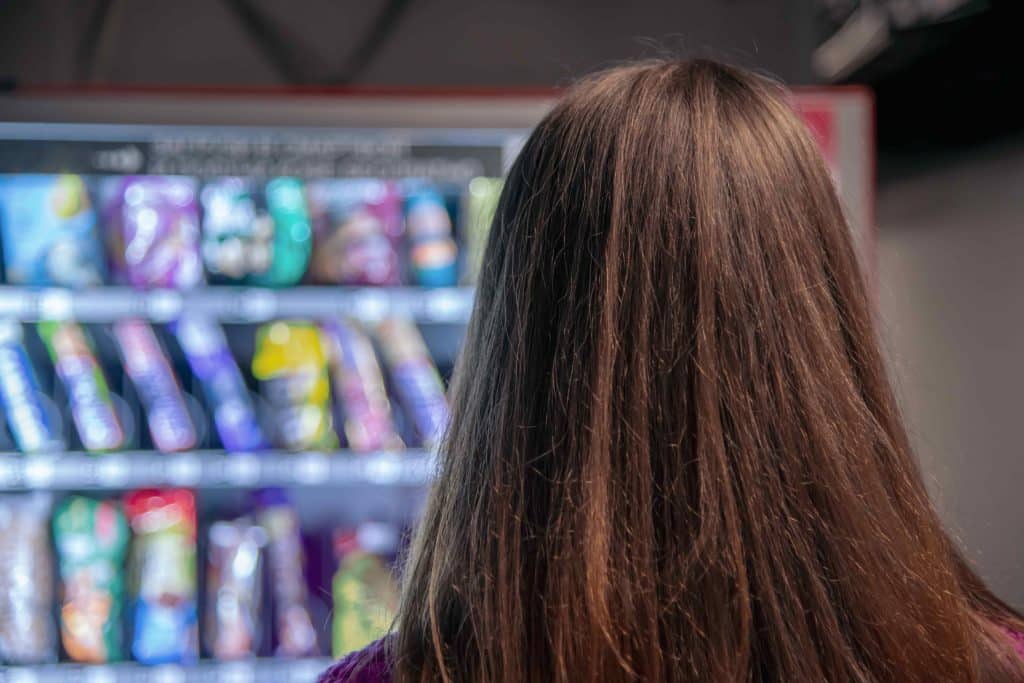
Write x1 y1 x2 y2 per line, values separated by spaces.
307 180 402 285
331 523 400 658
0 320 65 453
38 321 124 453
375 318 449 449
205 517 266 660
252 321 337 451
0 493 56 664
125 488 198 665
103 176 203 289
200 177 312 287
113 319 197 452
461 177 503 284
320 319 403 453
256 490 319 657
172 315 266 452
405 187 457 287
0 174 106 286
52 495 130 663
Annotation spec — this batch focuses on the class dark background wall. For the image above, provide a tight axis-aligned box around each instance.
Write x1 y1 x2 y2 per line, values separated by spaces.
0 0 815 86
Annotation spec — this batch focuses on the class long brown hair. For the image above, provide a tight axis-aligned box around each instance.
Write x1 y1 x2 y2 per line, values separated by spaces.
394 59 1024 681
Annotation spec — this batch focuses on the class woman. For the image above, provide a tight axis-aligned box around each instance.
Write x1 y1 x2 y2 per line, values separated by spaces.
322 59 1024 682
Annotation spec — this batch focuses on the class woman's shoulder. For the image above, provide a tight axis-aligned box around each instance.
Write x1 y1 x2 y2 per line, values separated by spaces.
318 638 393 683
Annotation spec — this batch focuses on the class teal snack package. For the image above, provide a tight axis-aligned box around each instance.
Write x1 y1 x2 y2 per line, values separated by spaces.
251 178 312 287
200 177 312 287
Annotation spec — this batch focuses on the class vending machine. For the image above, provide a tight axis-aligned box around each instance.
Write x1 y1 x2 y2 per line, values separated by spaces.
0 85 871 682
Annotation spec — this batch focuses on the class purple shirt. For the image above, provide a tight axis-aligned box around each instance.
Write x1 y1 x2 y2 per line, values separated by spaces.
318 637 392 683
319 630 1024 682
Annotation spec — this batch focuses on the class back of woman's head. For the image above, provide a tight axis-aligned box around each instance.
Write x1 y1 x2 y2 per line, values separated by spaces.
396 59 1024 682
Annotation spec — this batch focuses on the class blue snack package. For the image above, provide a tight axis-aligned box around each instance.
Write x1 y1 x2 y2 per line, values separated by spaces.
374 318 450 449
125 488 199 665
113 319 197 453
171 315 266 452
37 321 124 453
0 174 106 286
405 187 458 287
0 320 65 453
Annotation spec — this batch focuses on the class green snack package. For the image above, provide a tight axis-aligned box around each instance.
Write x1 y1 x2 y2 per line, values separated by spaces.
331 524 400 658
461 177 502 284
52 495 130 663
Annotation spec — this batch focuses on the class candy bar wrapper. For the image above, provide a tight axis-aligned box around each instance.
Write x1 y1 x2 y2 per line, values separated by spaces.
321 319 403 453
38 321 125 453
200 177 311 287
205 517 266 660
332 523 400 658
256 490 319 657
0 320 65 453
0 174 107 286
125 488 199 665
252 321 337 451
0 493 56 664
53 496 130 663
172 315 266 452
375 318 449 449
461 177 503 285
114 319 197 452
307 180 402 285
103 176 203 289
405 187 457 287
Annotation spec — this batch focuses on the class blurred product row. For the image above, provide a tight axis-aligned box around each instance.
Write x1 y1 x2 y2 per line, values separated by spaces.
0 174 503 289
0 489 399 666
0 315 448 455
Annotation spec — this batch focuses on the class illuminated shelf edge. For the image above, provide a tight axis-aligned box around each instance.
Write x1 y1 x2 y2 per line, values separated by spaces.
0 657 333 683
0 286 476 323
0 449 436 491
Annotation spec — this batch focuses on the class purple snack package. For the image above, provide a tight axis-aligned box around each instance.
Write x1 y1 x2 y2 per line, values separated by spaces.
375 317 449 449
320 319 403 453
113 319 197 452
307 180 402 285
104 176 204 289
172 315 266 453
255 489 319 657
